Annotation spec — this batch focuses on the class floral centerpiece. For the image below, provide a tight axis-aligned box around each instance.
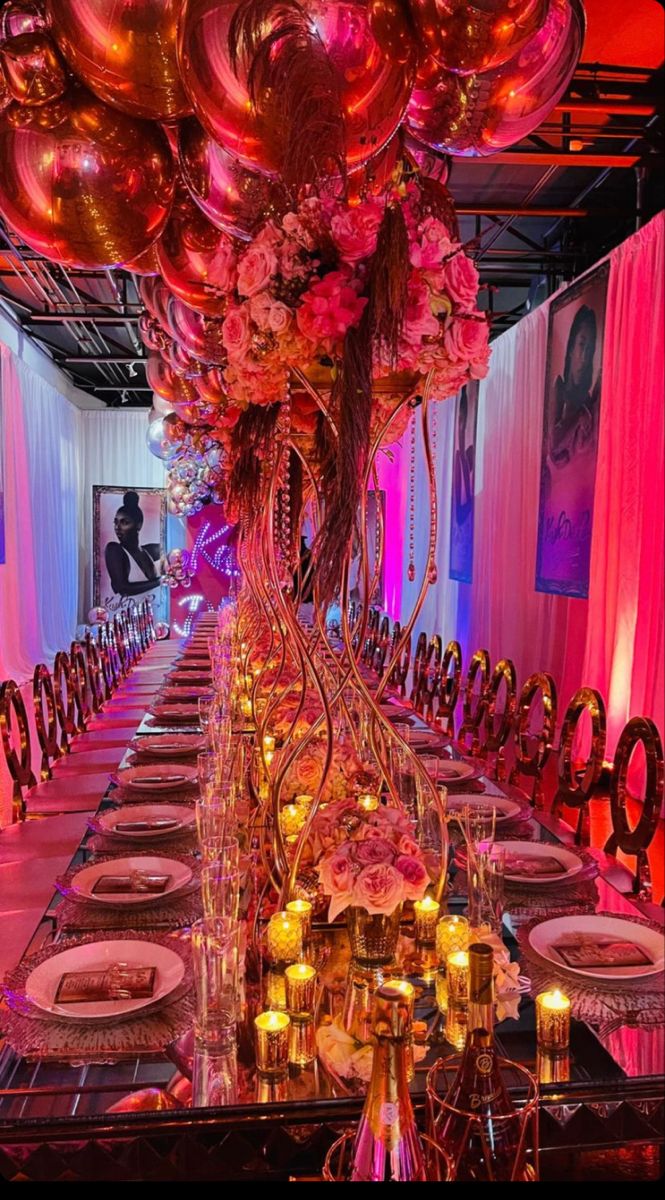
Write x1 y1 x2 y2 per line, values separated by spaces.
280 740 366 807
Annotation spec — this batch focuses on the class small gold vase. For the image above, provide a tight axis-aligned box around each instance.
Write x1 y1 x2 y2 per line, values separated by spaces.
346 905 402 968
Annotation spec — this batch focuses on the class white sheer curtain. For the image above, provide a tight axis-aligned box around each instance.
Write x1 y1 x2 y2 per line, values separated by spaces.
390 214 664 756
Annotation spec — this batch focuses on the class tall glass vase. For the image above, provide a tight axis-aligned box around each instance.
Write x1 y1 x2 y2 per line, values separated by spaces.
343 905 402 1043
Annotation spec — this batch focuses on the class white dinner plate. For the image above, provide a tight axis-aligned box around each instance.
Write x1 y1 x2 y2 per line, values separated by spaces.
25 939 185 1021
130 733 206 758
94 805 196 841
160 686 211 700
150 703 200 722
447 795 523 825
528 913 665 981
497 840 584 884
435 761 478 783
67 855 193 906
114 763 198 793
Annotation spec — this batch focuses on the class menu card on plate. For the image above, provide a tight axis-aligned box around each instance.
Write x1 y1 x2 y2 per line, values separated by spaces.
555 940 653 969
92 873 172 895
506 854 567 877
55 966 156 1004
114 819 179 833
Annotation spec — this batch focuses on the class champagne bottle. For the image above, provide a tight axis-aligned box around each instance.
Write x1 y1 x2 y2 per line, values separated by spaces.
438 943 525 1181
350 983 427 1181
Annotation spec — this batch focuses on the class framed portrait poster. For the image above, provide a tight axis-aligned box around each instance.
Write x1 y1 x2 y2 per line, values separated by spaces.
93 486 167 619
535 262 609 598
449 380 479 584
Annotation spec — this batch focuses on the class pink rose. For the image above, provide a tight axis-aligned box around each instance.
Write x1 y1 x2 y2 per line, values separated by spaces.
331 199 383 264
398 834 421 858
354 862 404 915
319 849 356 920
267 301 293 335
279 240 310 281
221 305 252 361
249 291 272 330
296 270 367 348
394 854 428 900
403 276 439 346
410 217 455 271
443 313 490 366
205 236 238 294
237 244 277 297
253 220 282 249
355 837 396 865
443 251 480 310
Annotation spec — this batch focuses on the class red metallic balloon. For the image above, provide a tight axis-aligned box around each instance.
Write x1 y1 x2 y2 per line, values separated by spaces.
0 64 9 110
177 0 415 179
46 0 191 121
0 86 175 268
125 243 161 275
0 1 48 41
138 311 167 351
406 0 583 157
171 397 216 426
138 273 177 336
165 338 205 378
178 116 285 241
409 0 548 75
146 352 178 401
404 133 450 185
156 192 237 317
167 295 226 365
196 365 227 406
0 31 65 105
368 0 418 65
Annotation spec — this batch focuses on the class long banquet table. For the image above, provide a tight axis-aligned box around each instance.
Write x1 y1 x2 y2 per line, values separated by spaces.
0 637 663 1182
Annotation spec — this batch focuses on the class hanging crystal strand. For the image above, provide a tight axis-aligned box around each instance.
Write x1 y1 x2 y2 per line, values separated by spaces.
427 402 438 586
407 410 416 583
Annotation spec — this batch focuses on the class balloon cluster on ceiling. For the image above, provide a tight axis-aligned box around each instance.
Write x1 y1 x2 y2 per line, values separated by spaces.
0 0 584 585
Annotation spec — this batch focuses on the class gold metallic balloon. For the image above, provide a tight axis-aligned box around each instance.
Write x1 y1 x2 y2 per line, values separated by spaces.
125 243 161 275
0 31 66 105
0 85 175 268
156 192 237 316
177 0 415 179
46 0 191 121
409 0 548 75
178 115 285 241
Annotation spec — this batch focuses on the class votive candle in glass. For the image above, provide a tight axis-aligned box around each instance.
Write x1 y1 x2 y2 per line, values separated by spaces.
357 793 380 813
285 898 313 943
263 734 276 754
254 1010 290 1075
414 895 440 944
288 1016 316 1067
266 911 302 965
285 962 316 1017
280 804 305 839
535 989 571 1052
295 793 314 813
264 969 287 1011
436 915 469 966
447 950 470 1003
241 697 252 719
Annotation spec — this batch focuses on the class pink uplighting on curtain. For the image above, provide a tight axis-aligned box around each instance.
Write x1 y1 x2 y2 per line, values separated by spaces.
384 214 664 757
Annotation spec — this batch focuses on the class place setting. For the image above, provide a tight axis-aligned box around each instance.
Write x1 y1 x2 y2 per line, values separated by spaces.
87 805 198 853
54 850 202 934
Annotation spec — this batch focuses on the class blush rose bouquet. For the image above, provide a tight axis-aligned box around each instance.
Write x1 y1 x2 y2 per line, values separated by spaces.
314 799 429 920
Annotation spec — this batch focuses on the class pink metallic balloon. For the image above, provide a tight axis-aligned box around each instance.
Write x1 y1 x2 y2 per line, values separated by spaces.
156 192 237 316
177 0 415 179
406 0 583 157
138 273 177 336
171 397 216 426
0 86 175 268
0 1 48 41
165 338 205 378
125 243 161 275
409 0 548 75
147 352 182 402
196 365 227 406
178 116 284 241
138 311 167 351
46 0 191 121
0 31 66 105
167 295 226 365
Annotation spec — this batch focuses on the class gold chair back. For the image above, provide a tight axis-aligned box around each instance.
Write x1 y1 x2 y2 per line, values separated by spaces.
32 664 63 780
509 671 558 807
416 636 443 722
409 632 428 707
604 717 663 902
482 658 517 780
433 640 462 738
388 627 411 698
372 616 391 677
53 650 84 744
0 680 37 821
458 649 491 756
85 633 108 710
552 687 606 844
70 640 93 728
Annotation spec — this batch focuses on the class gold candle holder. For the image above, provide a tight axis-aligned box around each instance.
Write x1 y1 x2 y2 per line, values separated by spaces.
254 1010 290 1075
264 749 274 767
445 999 469 1051
240 697 252 720
285 898 313 943
263 734 276 753
280 804 305 839
535 989 571 1052
357 792 380 813
285 962 317 1017
537 1049 571 1084
294 793 313 812
413 895 440 944
447 950 470 1003
436 915 469 966
266 911 302 965
435 968 448 1014
264 968 287 1011
288 1016 316 1067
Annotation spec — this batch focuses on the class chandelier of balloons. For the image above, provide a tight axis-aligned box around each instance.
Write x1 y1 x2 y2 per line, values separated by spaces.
0 0 584 592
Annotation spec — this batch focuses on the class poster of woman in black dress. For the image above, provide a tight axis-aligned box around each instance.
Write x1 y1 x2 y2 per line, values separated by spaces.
93 486 167 619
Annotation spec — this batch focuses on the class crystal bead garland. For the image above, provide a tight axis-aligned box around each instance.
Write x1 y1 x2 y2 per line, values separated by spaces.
408 411 416 583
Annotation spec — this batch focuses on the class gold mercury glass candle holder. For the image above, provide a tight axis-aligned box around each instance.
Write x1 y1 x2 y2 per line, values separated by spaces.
294 793 313 813
414 895 440 943
446 950 469 1003
435 915 469 967
264 968 287 1011
357 792 380 813
285 962 317 1018
266 911 303 966
535 989 571 1052
280 803 305 839
285 898 313 943
254 1010 290 1076
288 1017 316 1067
